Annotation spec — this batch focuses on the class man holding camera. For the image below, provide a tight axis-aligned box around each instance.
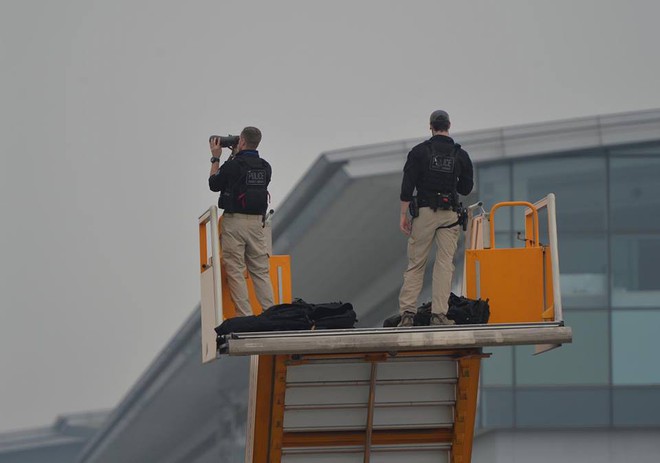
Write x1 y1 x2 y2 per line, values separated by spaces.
398 110 474 327
208 126 274 317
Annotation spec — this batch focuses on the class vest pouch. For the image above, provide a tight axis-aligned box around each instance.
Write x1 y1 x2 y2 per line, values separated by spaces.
233 160 270 214
218 190 233 211
430 192 455 211
238 189 268 214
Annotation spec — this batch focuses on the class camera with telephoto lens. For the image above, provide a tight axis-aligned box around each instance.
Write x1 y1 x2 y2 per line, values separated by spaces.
209 135 239 148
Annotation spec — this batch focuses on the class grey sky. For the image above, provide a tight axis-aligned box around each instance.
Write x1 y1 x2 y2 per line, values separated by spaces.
1 0 659 432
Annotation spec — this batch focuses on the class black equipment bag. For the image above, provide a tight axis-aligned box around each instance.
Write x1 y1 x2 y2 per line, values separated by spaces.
413 302 432 326
309 301 357 329
215 299 358 334
314 310 358 329
447 293 490 324
261 300 313 321
309 301 352 320
383 314 401 327
215 301 313 335
215 315 275 335
382 302 431 327
382 294 490 327
314 303 357 329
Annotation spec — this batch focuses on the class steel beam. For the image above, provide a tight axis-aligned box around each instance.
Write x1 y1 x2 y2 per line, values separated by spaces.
222 324 572 356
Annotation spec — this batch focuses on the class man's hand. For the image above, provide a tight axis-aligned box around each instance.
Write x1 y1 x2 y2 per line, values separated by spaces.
210 137 222 157
209 137 222 177
400 213 411 236
400 200 412 236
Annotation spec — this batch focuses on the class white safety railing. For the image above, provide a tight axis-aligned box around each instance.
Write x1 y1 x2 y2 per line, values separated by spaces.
199 205 223 363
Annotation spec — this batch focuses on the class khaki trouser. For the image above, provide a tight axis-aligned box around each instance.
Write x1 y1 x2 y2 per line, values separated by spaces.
221 213 274 317
399 207 459 315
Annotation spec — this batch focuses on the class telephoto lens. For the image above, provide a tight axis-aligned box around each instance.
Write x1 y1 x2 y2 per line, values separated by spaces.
209 135 240 148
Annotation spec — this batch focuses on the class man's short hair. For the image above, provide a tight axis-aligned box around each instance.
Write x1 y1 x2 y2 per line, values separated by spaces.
430 110 450 132
241 126 262 149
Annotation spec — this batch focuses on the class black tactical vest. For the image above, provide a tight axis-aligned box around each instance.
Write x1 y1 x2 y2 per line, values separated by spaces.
218 156 270 214
417 142 461 208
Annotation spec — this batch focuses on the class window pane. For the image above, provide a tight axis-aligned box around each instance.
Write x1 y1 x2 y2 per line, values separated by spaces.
494 231 514 248
515 311 609 385
513 155 607 232
516 388 609 427
479 387 514 428
611 235 660 308
482 346 513 386
613 386 660 426
612 310 660 384
559 234 608 308
609 149 660 233
477 164 511 232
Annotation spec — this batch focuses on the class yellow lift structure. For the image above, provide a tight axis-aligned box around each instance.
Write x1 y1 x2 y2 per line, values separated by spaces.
198 194 572 463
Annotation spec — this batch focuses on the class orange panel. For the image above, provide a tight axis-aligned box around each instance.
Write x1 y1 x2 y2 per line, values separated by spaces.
219 255 292 320
198 222 208 273
543 247 555 321
466 247 545 323
451 357 481 463
268 356 288 463
252 355 275 463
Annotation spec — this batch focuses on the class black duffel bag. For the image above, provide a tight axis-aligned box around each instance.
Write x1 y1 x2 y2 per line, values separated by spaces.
261 300 313 321
215 299 359 334
447 293 490 324
310 301 357 329
382 295 490 327
215 300 313 335
382 313 401 328
215 315 271 335
382 302 431 327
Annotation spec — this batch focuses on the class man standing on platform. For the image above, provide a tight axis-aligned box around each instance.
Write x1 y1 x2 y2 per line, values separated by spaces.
208 126 274 316
398 110 474 327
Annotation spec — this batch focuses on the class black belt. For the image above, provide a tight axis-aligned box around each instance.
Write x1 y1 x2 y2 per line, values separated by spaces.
417 194 457 210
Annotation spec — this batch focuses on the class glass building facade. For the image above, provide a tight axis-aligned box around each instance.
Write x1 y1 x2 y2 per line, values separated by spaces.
477 141 660 430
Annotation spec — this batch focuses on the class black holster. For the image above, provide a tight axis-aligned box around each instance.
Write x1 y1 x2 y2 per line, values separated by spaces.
435 204 468 232
408 197 419 218
457 206 468 231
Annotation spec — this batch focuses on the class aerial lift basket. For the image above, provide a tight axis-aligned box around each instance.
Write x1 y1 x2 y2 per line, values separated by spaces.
198 194 569 463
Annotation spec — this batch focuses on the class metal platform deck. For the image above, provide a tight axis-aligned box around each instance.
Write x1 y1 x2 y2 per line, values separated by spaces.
218 322 572 356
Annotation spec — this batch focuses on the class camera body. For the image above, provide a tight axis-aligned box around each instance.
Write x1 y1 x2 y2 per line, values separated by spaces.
209 135 240 148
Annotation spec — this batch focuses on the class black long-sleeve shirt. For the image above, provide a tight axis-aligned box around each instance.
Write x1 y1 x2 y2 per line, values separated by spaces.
400 135 474 201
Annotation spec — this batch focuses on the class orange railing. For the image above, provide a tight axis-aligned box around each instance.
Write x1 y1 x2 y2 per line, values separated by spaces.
465 196 561 325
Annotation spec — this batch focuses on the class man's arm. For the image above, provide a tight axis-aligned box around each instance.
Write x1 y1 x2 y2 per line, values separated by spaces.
208 138 224 192
265 160 273 184
400 150 418 203
399 149 419 236
457 151 474 196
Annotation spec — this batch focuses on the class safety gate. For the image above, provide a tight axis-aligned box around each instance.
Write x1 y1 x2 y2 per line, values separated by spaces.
199 205 292 363
245 350 485 463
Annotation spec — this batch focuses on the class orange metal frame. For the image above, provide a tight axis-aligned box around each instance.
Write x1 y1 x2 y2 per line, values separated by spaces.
452 356 482 463
214 217 293 320
199 220 209 273
466 201 552 323
249 349 487 463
